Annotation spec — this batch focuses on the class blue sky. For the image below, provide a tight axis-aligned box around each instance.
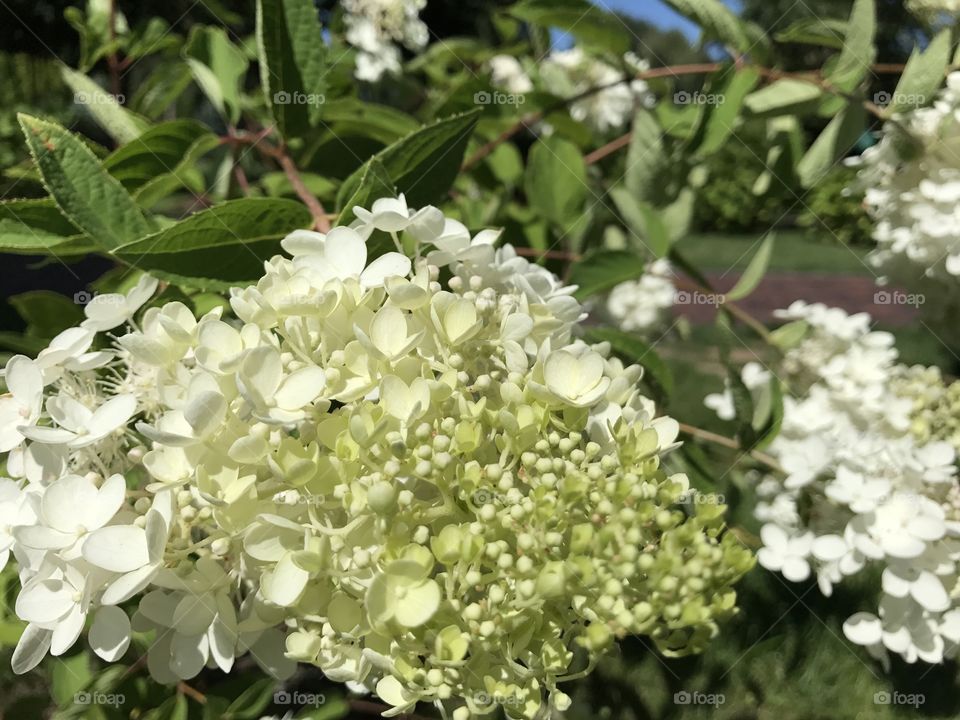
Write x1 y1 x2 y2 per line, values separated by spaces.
596 0 742 39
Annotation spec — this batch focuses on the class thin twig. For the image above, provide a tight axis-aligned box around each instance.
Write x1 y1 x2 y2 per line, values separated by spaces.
223 130 331 232
678 422 785 474
106 0 121 98
177 682 207 704
585 132 633 165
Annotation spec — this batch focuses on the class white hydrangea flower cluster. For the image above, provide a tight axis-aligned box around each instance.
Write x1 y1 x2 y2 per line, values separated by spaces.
854 73 960 322
604 259 676 336
488 55 533 96
707 301 960 667
343 0 428 81
541 48 652 132
0 197 752 718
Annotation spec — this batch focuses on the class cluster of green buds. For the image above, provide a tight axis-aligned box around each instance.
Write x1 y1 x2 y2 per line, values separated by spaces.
893 365 960 451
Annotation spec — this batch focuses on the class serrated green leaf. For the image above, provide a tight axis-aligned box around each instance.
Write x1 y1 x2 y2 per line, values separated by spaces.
696 68 760 156
184 26 248 123
102 120 218 206
61 67 148 144
18 114 151 250
569 249 647 300
826 0 876 92
113 198 311 290
510 0 631 54
890 29 951 113
524 136 587 227
726 233 775 301
624 109 664 201
744 79 824 115
336 158 394 227
257 0 327 137
797 103 865 188
585 327 674 397
336 111 480 210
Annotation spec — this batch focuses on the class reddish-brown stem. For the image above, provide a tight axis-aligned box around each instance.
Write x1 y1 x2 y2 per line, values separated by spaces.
177 682 207 704
585 132 633 165
678 422 784 474
223 130 331 232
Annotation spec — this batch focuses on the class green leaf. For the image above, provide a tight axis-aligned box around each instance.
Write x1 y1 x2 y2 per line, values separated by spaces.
113 198 311 290
257 0 327 137
18 114 151 250
524 136 587 227
889 29 951 113
146 694 188 720
585 327 674 397
624 109 664 201
184 26 248 123
696 68 760 156
61 67 148 144
9 291 85 339
129 60 195 120
0 199 94 256
754 377 784 451
609 188 671 258
51 651 92 707
663 0 763 55
725 233 775 301
336 111 480 210
769 319 809 352
744 79 824 116
102 120 218 206
826 0 876 92
296 696 350 719
510 0 631 54
797 103 865 188
569 249 647 300
773 17 848 49
336 158 394 227
224 678 276 719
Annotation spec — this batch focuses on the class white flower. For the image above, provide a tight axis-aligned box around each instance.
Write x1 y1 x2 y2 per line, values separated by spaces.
282 227 412 289
343 0 427 81
20 393 136 449
849 493 946 560
82 274 158 332
757 524 813 582
0 356 43 452
489 55 533 94
541 48 651 132
605 260 676 335
0 479 36 571
543 350 611 408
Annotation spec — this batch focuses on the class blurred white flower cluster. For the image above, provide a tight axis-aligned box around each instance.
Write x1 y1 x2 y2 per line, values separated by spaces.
605 259 677 335
343 0 428 81
854 73 960 318
907 0 960 20
0 197 752 718
708 301 960 667
488 55 534 95
541 49 652 132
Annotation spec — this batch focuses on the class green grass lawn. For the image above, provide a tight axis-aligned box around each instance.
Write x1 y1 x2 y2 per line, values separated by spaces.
676 231 872 275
